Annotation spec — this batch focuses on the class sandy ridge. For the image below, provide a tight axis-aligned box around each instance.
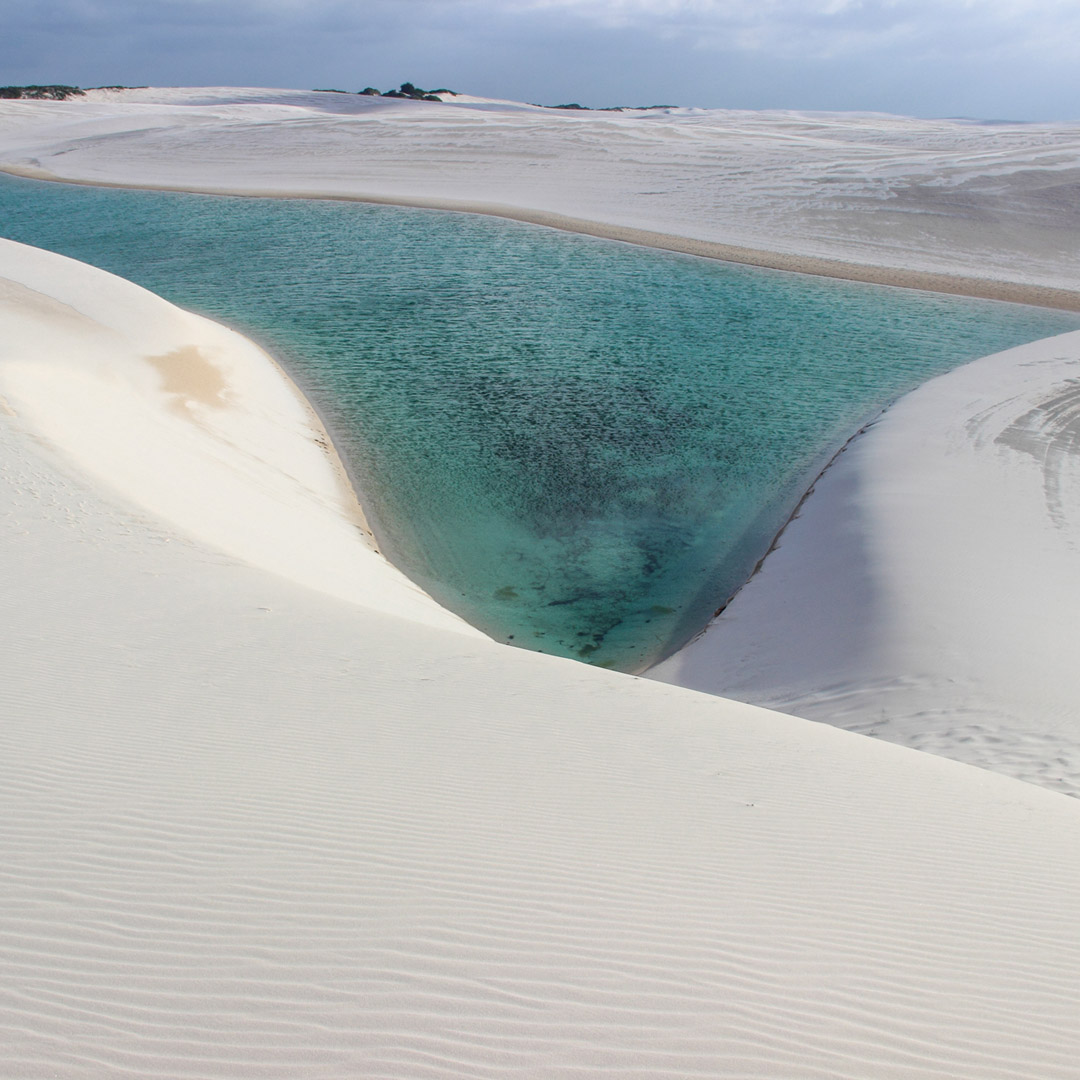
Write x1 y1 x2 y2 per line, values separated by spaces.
652 328 1080 796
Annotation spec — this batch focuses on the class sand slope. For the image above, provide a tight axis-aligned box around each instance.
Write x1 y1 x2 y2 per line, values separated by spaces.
652 330 1080 797
4 241 1080 1077
0 238 474 636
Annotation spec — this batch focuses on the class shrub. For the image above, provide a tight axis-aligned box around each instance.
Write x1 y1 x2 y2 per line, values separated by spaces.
0 85 85 101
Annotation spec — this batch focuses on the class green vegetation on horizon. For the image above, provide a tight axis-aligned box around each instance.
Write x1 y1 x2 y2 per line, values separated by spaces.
314 82 451 101
0 81 677 111
0 85 85 100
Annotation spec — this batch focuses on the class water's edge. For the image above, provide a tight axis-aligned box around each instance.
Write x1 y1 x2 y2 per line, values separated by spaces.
8 164 1080 312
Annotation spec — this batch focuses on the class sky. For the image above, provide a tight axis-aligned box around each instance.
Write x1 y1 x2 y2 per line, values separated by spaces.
4 0 1080 121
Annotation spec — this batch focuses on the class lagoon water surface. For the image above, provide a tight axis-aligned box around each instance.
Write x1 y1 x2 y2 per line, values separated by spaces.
3 173 1077 670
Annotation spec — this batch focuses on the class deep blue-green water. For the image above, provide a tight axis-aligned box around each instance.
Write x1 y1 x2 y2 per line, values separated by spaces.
2 172 1077 669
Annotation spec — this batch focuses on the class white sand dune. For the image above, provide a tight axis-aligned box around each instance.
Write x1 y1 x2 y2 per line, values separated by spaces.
3 89 1080 1077
0 239 474 636
651 329 1080 797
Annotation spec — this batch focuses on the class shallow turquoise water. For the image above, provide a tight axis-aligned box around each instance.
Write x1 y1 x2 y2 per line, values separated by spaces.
2 173 1077 669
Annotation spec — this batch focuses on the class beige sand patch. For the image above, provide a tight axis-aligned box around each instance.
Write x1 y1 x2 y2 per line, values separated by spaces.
146 345 229 414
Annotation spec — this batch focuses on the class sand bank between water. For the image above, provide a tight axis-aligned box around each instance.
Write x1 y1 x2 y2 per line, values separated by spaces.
3 87 1079 308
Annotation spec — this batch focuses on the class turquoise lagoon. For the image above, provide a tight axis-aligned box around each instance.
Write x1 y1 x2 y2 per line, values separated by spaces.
2 173 1077 670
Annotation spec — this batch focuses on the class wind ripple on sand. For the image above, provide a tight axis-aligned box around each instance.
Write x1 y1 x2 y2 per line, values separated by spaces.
991 375 1080 536
2 508 1079 1080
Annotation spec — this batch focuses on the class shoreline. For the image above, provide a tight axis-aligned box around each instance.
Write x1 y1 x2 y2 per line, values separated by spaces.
7 163 1080 312
0 236 477 635
689 403 888 638
244 327 379 550
650 326 1080 796
187 312 383 553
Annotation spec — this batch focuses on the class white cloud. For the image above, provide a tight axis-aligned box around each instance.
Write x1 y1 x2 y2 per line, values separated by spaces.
3 0 1078 118
8 0 1080 56
481 0 1080 60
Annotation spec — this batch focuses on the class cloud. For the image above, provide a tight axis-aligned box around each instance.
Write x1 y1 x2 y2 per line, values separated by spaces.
7 0 1080 57
2 0 1079 119
478 0 1080 60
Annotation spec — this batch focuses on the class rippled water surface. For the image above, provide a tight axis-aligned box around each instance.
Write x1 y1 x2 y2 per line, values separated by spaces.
3 173 1078 669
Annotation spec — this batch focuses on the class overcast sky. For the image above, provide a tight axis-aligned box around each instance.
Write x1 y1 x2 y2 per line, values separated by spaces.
4 0 1079 120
